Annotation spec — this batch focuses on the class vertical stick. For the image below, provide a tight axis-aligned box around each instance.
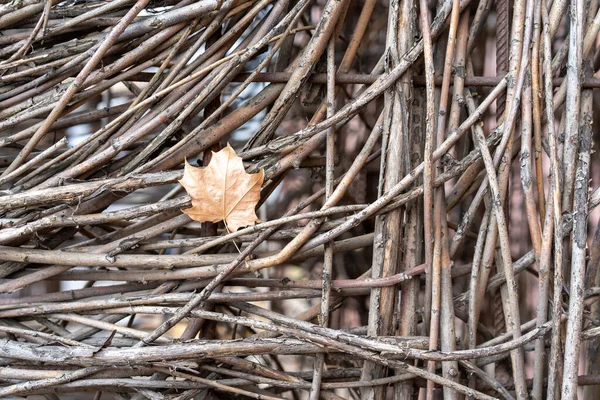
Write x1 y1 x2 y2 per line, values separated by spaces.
542 0 565 396
310 36 336 400
561 44 591 400
495 0 509 119
418 0 436 398
433 0 461 398
395 0 418 397
531 6 553 395
531 0 546 227
560 0 584 211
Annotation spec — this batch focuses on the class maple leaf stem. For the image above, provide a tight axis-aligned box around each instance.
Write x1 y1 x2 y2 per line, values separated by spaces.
223 219 254 275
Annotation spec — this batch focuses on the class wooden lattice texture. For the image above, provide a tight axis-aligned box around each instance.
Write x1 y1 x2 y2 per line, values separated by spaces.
0 0 600 399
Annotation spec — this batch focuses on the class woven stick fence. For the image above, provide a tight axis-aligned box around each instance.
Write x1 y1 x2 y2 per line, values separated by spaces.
0 0 599 398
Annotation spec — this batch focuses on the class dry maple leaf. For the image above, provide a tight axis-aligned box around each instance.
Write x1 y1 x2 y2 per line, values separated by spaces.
179 143 264 232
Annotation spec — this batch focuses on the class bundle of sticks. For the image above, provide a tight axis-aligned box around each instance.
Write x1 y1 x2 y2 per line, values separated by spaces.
0 0 599 398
